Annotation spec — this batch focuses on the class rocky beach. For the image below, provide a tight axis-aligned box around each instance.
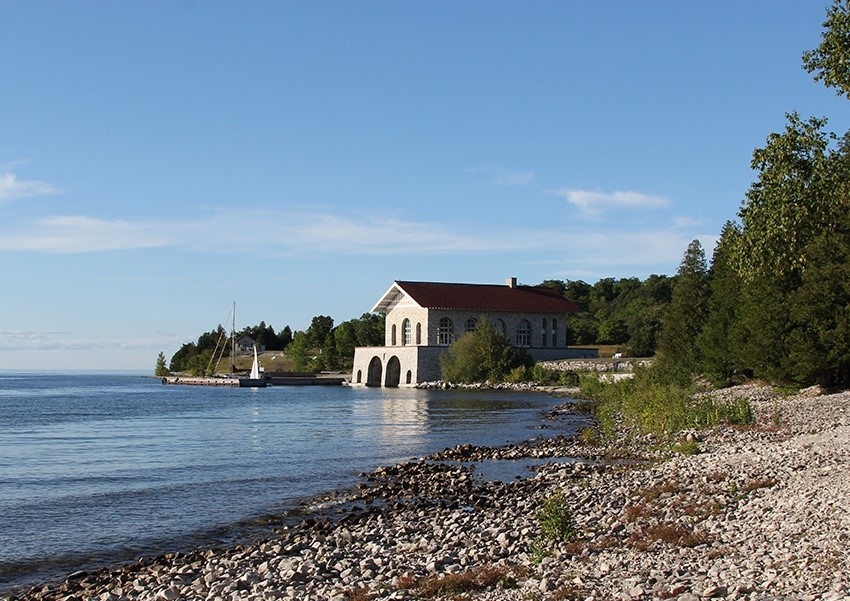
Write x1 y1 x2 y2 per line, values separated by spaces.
7 384 849 601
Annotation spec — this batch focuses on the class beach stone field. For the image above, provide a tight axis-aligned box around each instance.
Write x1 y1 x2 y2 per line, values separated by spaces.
9 385 849 601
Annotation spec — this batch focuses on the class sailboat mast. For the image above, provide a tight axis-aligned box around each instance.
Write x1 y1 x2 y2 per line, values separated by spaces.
231 301 236 374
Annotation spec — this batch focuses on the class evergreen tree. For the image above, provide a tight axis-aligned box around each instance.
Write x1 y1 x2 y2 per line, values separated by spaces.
287 331 311 372
655 240 709 377
697 222 747 384
280 325 293 348
785 232 850 386
154 352 169 376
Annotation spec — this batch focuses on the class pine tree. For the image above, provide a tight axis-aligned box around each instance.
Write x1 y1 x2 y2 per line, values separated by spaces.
154 352 169 376
655 240 709 379
696 222 747 384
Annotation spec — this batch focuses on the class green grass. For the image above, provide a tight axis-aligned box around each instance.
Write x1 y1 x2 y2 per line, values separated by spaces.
578 366 754 440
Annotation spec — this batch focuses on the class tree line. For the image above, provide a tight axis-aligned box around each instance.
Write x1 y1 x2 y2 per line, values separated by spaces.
653 0 850 388
166 313 384 375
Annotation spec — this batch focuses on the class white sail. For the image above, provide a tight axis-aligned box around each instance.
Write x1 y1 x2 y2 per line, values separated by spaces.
250 346 261 380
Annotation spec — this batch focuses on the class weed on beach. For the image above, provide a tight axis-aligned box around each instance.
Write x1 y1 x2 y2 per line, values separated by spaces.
407 566 516 597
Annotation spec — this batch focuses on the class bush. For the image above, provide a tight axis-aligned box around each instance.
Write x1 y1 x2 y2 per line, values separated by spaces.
505 365 529 383
440 320 529 383
579 366 754 440
537 490 577 542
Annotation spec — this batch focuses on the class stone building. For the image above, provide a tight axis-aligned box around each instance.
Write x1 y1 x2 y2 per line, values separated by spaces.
351 277 593 387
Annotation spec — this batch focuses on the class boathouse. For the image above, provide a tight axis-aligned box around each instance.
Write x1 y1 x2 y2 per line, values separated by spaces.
351 277 590 387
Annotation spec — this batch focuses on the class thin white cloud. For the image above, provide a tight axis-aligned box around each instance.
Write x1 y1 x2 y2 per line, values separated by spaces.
0 330 169 352
0 170 62 202
552 188 670 215
0 205 713 283
466 166 536 186
494 171 535 186
0 215 169 252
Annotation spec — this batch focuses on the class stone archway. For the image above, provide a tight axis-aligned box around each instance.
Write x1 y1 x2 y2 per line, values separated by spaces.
366 356 383 387
385 356 401 388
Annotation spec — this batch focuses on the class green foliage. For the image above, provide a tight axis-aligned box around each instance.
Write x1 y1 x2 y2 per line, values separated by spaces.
696 222 748 385
737 112 841 281
785 232 850 386
287 331 311 372
240 321 287 351
505 365 529 383
579 366 754 440
671 438 700 455
536 490 577 542
306 315 334 348
440 319 527 383
803 0 850 99
154 352 169 377
655 240 709 375
559 275 672 353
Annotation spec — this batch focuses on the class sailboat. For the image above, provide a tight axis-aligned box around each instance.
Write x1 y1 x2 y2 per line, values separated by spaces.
239 344 267 388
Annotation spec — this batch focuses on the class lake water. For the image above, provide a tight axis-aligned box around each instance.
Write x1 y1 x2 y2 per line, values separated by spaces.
0 373 584 594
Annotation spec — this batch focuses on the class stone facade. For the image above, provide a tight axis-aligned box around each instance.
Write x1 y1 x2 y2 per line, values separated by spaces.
351 279 596 387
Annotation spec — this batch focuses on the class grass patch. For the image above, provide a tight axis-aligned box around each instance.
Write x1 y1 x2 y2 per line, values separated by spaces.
628 522 713 550
741 477 778 494
344 587 372 601
414 566 514 597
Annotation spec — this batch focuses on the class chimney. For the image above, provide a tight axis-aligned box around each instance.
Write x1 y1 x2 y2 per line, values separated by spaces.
506 277 518 288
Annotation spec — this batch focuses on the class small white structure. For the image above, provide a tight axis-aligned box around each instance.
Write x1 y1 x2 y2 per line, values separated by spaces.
351 277 590 387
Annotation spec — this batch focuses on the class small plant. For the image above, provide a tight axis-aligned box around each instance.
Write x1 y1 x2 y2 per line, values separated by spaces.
344 587 372 601
628 522 712 550
529 539 551 563
671 438 700 455
551 585 590 601
416 566 509 597
623 502 654 522
537 490 577 542
506 365 530 383
741 477 778 493
578 427 601 446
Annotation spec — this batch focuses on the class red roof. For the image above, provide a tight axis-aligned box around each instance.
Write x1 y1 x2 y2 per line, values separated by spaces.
384 280 579 314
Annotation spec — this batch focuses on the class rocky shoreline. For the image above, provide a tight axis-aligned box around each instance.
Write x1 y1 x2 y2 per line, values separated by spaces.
7 385 849 601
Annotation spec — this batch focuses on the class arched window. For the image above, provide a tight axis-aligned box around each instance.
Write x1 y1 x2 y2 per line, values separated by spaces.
402 319 412 346
551 319 557 347
542 318 548 347
495 318 507 336
437 317 454 345
516 319 531 347
415 322 422 345
406 370 412 384
465 317 477 333
391 324 397 346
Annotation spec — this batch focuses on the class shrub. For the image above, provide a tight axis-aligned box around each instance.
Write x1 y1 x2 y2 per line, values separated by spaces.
537 490 577 542
440 319 529 383
579 365 754 440
505 365 529 383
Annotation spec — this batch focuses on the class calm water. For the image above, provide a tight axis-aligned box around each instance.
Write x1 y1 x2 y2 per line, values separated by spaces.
0 373 583 593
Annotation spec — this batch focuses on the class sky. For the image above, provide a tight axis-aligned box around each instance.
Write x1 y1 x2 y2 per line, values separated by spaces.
1 0 848 371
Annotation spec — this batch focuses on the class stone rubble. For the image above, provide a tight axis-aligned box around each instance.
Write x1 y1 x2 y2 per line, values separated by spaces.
7 384 850 601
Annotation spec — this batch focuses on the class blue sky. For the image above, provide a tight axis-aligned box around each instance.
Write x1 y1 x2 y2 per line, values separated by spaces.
1 1 847 370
